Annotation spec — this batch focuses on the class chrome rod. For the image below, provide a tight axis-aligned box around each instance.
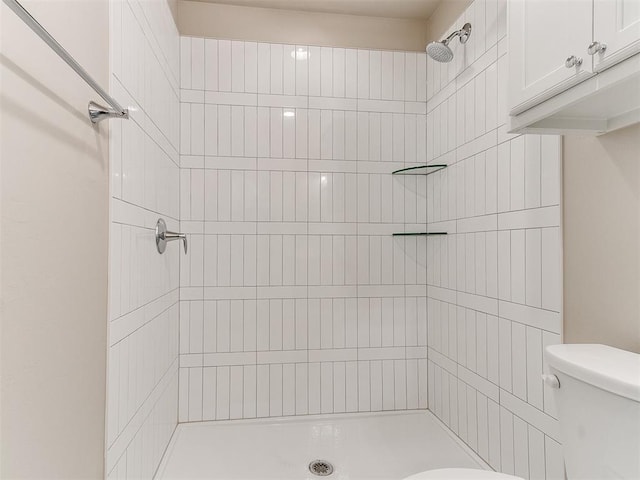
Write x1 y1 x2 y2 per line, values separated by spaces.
3 0 128 121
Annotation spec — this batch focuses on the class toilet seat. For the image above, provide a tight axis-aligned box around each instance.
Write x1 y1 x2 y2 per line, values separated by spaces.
404 468 523 480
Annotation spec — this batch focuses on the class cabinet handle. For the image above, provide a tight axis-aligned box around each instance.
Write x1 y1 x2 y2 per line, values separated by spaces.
565 55 583 68
587 41 607 55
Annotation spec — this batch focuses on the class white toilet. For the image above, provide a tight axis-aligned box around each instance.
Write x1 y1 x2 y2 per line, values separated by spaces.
405 344 640 480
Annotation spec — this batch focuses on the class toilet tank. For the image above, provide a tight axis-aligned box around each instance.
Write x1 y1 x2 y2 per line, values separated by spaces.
545 344 640 480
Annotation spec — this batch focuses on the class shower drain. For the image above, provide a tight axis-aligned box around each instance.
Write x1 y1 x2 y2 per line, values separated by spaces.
309 460 334 476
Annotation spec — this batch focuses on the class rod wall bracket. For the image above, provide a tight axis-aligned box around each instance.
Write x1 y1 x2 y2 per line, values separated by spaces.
88 101 129 124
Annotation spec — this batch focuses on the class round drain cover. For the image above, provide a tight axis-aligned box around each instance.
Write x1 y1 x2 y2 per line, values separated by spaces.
309 460 334 476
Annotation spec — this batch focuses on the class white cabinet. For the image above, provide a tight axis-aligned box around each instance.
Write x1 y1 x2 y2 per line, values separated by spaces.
509 0 594 116
593 0 640 72
509 0 640 135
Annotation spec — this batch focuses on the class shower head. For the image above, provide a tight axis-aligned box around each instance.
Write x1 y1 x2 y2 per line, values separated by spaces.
427 42 454 63
426 22 472 63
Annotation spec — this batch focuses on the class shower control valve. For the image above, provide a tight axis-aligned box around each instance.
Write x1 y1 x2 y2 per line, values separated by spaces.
565 55 583 69
587 41 607 55
155 218 188 254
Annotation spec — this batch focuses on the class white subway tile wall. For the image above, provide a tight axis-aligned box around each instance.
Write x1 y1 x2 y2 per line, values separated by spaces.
178 38 430 422
425 1 563 479
107 0 180 477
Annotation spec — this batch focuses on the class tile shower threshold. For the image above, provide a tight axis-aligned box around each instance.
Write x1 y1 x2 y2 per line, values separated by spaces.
156 411 490 479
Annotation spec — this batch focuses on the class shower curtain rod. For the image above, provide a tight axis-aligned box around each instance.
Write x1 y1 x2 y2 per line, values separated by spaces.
3 0 129 123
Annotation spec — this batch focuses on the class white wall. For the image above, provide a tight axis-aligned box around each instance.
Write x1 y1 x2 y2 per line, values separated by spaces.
0 0 109 476
425 0 564 478
177 38 430 421
106 0 181 477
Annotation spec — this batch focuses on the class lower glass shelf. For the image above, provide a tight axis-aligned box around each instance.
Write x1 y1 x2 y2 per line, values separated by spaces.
392 232 448 236
392 164 448 175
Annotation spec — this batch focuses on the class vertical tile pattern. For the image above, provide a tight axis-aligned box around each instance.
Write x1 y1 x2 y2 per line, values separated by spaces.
107 0 180 477
179 39 429 423
425 1 563 478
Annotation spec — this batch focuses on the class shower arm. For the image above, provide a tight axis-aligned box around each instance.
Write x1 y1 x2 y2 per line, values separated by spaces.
441 23 472 46
442 30 462 45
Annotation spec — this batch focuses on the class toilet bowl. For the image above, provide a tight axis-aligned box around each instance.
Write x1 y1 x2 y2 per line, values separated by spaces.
403 468 521 479
404 344 640 480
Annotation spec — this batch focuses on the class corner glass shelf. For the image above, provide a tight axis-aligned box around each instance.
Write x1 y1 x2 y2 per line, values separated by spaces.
392 164 447 176
392 232 448 236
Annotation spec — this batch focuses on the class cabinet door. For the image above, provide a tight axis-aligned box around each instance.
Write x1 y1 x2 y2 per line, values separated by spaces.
509 0 594 115
593 0 640 72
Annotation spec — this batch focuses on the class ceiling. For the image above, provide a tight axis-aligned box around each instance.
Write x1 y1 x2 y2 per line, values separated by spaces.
186 0 443 20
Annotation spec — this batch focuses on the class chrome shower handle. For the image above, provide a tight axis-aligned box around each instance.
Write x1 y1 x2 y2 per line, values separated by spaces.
164 231 188 254
565 55 583 68
155 218 187 254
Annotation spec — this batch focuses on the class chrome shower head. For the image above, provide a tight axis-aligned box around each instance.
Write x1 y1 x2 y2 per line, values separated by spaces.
426 42 454 63
426 22 472 63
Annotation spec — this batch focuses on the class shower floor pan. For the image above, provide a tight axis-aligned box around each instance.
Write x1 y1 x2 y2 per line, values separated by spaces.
156 411 488 479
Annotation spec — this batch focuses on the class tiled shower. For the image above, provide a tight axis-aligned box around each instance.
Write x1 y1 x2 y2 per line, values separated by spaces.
177 38 430 422
106 0 563 478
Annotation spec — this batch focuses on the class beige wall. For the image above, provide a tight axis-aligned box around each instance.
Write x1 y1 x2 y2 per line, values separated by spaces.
168 0 179 26
178 0 430 51
177 0 476 50
425 0 473 43
0 0 109 477
563 125 640 353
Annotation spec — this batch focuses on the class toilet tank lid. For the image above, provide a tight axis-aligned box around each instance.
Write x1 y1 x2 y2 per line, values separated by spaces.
545 344 640 401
